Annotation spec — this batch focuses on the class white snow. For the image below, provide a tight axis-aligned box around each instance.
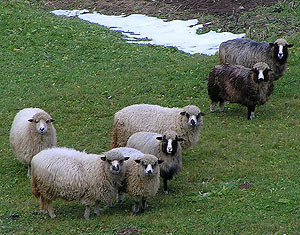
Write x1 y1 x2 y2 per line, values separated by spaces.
51 10 245 55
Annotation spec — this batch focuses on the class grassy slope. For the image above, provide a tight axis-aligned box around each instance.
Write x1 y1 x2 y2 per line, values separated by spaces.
1 1 300 234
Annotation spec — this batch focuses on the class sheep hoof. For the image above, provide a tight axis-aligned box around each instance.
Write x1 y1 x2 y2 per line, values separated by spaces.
40 210 47 214
49 214 56 219
164 190 169 194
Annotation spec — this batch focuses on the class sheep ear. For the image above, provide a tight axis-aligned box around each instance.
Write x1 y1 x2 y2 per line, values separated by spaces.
101 156 107 161
28 119 33 122
124 157 130 161
158 159 164 164
180 111 186 116
50 119 55 122
287 44 293 48
176 136 184 142
156 136 163 141
200 112 206 116
135 159 141 164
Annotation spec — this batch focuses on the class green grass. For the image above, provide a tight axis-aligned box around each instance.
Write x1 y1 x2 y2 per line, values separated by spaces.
1 1 300 234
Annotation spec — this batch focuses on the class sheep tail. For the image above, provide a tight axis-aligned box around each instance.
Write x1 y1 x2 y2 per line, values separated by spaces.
111 122 119 148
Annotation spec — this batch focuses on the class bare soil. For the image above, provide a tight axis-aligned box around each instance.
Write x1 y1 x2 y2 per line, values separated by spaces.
38 0 278 19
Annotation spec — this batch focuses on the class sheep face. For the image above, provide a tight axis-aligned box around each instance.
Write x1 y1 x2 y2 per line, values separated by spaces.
180 106 205 128
156 133 184 156
101 152 129 175
269 39 293 61
134 155 163 177
28 113 54 135
251 62 272 83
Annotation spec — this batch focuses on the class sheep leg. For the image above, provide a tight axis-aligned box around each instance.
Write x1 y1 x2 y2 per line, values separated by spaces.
141 197 147 213
247 105 256 120
40 195 48 214
210 102 217 113
163 178 169 194
117 191 125 204
84 205 91 219
47 201 56 218
27 165 31 178
132 197 140 216
94 201 100 216
219 101 225 112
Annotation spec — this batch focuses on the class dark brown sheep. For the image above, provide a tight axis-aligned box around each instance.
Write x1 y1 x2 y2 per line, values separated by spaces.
207 62 274 120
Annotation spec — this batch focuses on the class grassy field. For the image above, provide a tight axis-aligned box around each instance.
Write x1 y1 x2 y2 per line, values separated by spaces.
1 1 300 234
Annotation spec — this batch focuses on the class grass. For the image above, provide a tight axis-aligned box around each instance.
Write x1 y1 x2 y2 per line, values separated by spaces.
1 0 300 234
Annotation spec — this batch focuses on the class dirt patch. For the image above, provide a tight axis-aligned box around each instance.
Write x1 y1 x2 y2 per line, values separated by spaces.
37 0 278 19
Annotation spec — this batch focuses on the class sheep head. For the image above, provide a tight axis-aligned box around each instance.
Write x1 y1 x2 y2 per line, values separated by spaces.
250 62 272 83
156 131 183 156
101 150 129 175
269 38 293 62
134 154 163 177
28 112 55 135
180 105 205 128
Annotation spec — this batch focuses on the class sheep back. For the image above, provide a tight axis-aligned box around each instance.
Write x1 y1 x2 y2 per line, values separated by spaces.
10 108 57 165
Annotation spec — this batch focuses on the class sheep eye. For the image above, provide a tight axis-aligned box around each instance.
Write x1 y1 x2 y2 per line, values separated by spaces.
107 160 112 164
46 120 50 123
119 159 124 164
186 113 190 119
35 120 39 123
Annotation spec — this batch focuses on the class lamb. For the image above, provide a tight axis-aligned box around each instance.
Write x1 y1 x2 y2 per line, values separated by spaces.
126 131 183 194
207 62 274 120
117 153 163 215
112 104 205 150
219 38 293 80
9 108 57 176
31 147 129 219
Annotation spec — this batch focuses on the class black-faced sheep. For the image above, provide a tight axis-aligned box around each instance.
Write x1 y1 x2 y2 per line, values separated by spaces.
117 153 163 215
9 108 57 176
207 62 274 120
126 131 183 194
31 147 129 219
112 104 205 150
219 38 293 80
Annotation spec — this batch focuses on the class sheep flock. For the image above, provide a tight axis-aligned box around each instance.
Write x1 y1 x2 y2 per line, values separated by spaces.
8 36 293 219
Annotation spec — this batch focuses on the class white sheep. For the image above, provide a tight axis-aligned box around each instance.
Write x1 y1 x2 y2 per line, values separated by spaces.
126 131 183 194
117 153 163 215
9 108 57 176
219 38 293 80
112 104 205 150
31 147 129 219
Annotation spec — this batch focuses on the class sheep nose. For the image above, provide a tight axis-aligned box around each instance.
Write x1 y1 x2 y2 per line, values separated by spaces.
147 170 152 174
278 53 283 58
113 165 119 171
40 127 45 131
191 119 196 126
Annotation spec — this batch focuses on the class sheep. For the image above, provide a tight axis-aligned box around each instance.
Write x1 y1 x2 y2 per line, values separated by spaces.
31 147 129 219
219 38 293 80
207 62 274 120
9 108 57 176
126 131 183 194
117 153 164 215
112 104 205 150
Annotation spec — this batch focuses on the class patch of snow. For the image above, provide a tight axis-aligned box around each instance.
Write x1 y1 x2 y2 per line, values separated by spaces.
51 10 245 55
